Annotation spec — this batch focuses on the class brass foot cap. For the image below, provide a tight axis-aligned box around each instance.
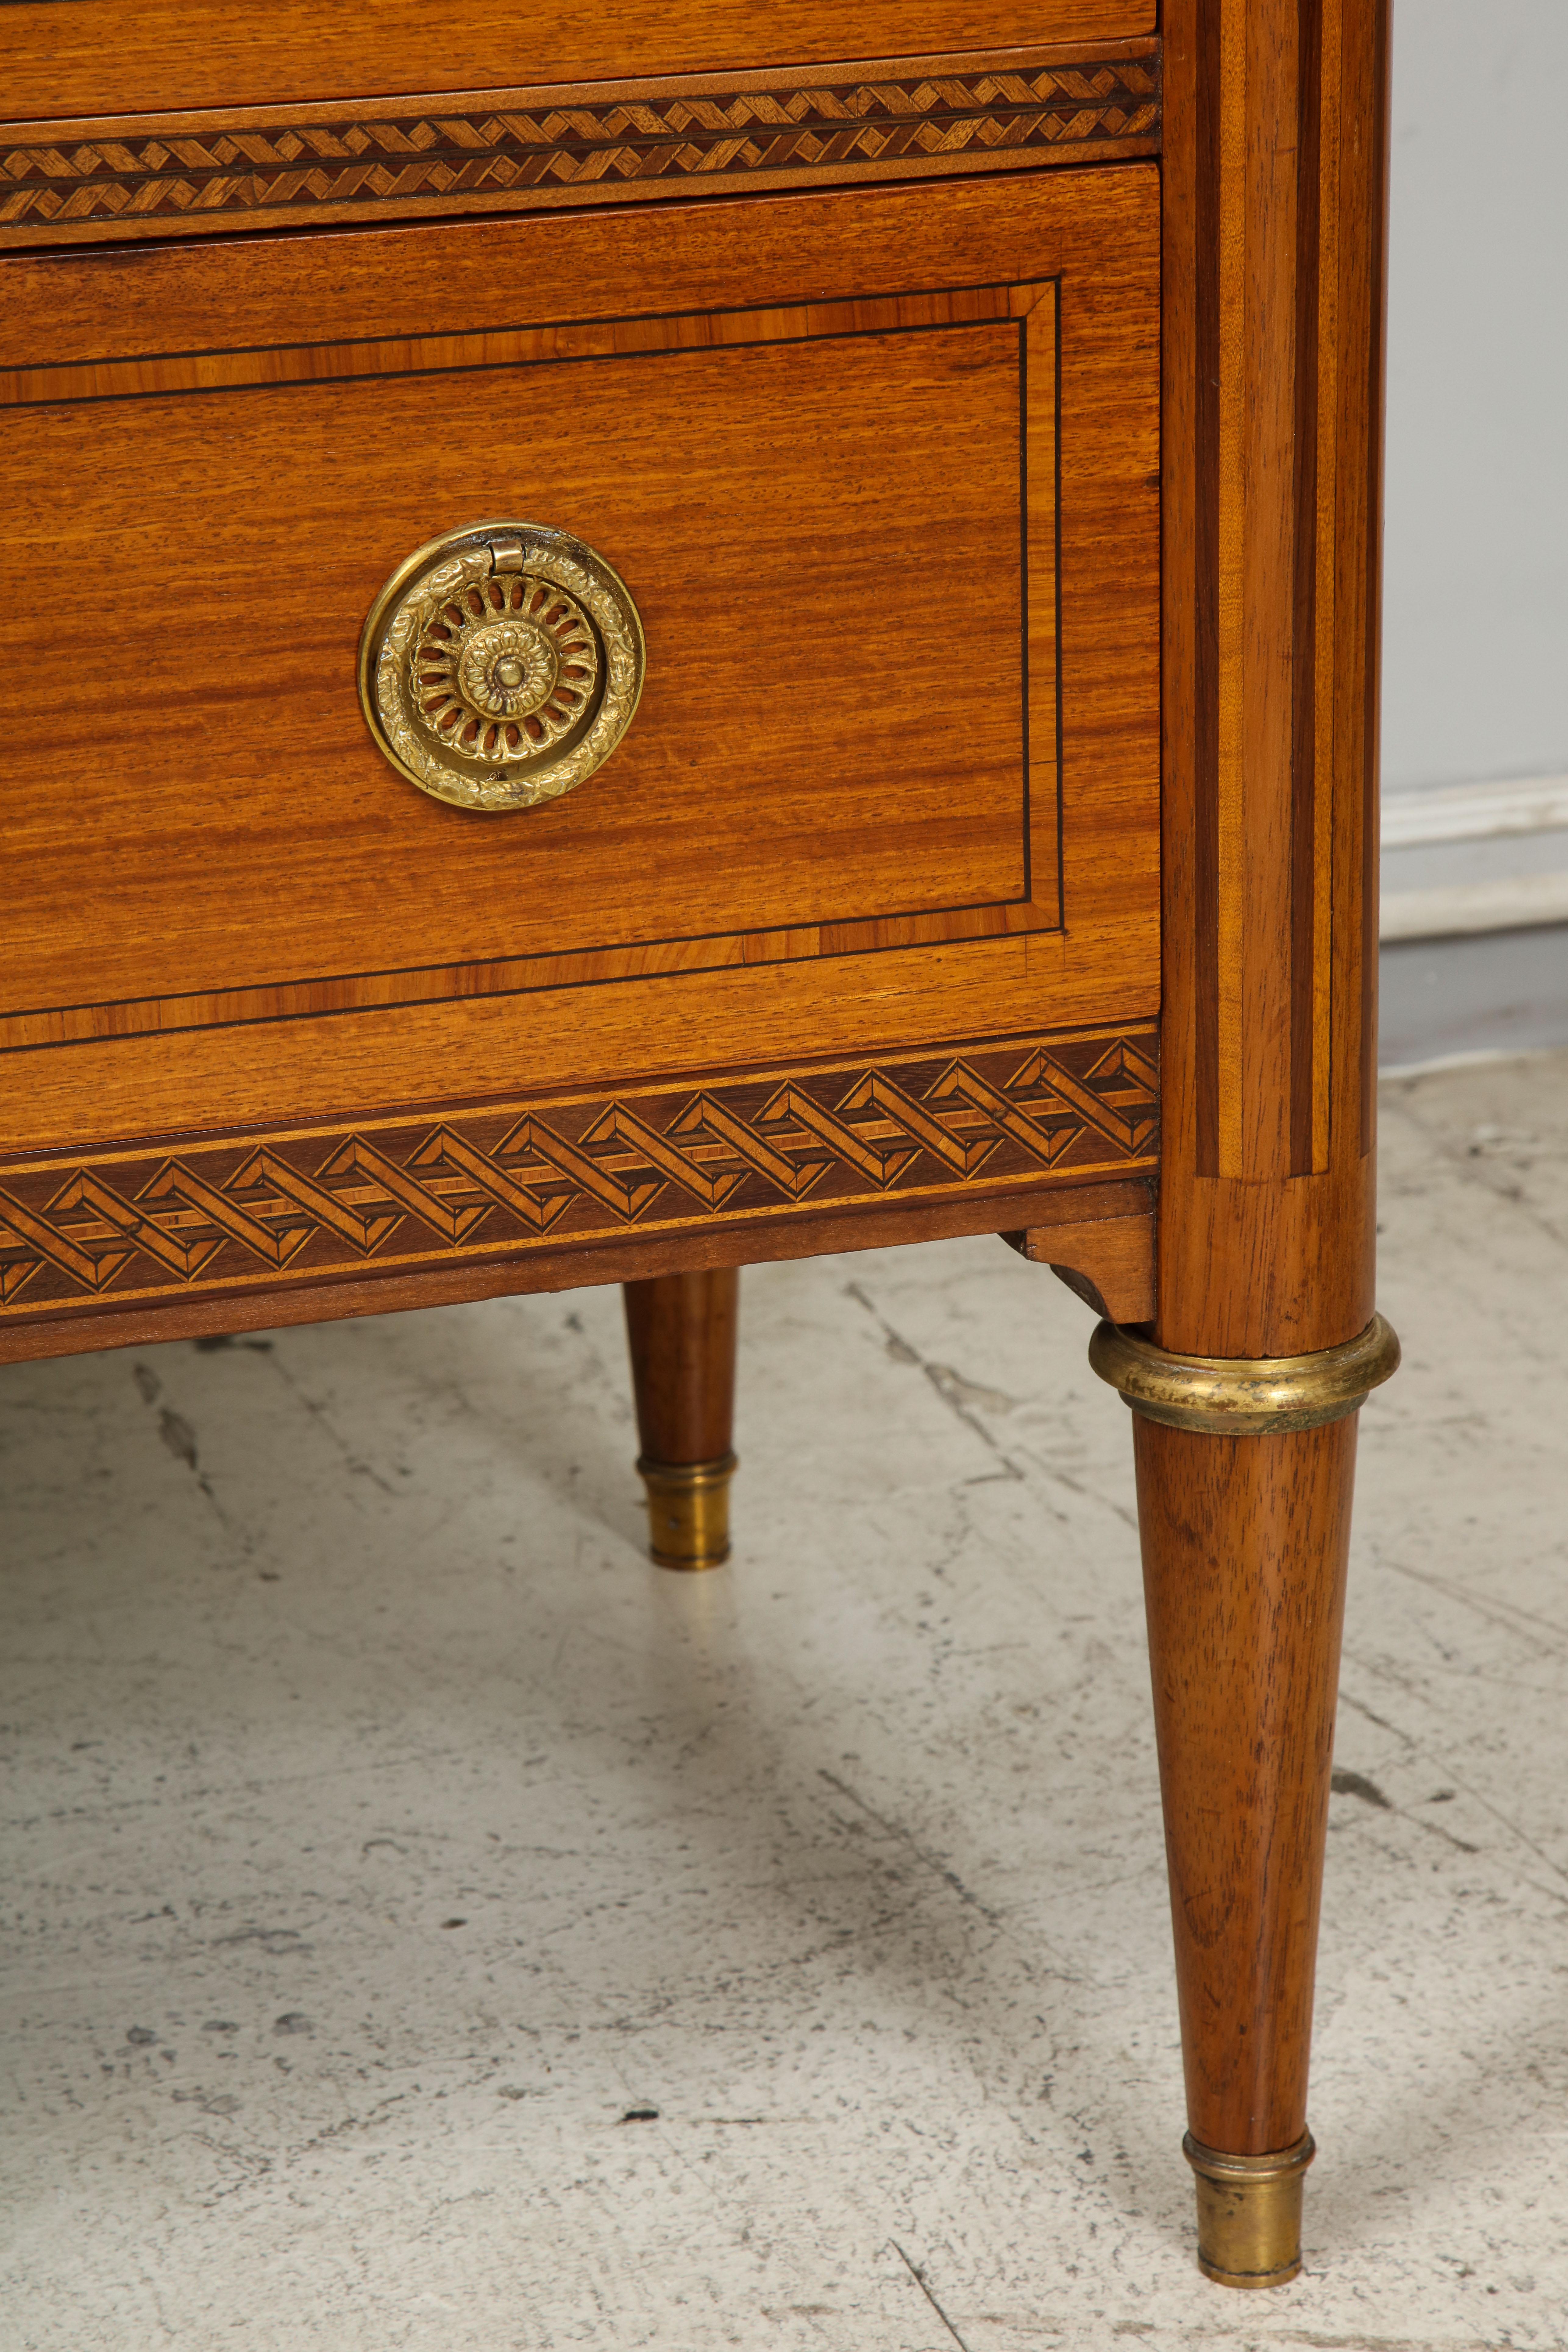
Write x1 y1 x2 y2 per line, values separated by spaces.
636 1452 736 1571
1184 2130 1315 2289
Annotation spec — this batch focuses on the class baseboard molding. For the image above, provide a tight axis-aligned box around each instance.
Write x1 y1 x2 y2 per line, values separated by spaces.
1382 772 1568 848
1381 871 1568 942
1381 772 1568 942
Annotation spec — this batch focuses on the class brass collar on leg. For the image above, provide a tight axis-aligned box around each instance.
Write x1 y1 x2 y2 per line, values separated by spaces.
636 1452 736 1571
1089 1313 1400 1435
1185 2130 1315 2288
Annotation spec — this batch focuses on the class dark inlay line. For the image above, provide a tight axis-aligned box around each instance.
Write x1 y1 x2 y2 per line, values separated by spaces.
1289 0 1324 1175
1053 278 1066 927
1191 0 1223 1176
1018 315 1033 903
1361 0 1391 1157
0 304 1012 414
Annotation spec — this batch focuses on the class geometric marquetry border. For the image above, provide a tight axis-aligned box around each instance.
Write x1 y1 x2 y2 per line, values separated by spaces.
0 52 1160 246
0 1027 1157 1322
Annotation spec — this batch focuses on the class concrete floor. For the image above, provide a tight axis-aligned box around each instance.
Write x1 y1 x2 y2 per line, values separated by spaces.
3 1051 1567 2351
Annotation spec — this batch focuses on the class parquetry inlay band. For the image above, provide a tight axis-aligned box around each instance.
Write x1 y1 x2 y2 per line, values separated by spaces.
0 56 1161 242
0 1030 1158 1321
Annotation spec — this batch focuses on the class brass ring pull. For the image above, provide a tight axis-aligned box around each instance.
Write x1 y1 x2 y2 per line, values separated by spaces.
357 520 645 812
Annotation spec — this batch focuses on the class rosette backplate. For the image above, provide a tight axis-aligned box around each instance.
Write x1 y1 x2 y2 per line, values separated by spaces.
357 521 645 813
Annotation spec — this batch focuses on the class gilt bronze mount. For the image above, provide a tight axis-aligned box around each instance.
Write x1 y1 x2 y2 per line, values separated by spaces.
1089 1314 1400 1436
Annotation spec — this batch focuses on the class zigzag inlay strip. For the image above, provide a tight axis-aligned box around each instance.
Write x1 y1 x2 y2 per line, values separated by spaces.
0 1029 1158 1321
0 53 1161 242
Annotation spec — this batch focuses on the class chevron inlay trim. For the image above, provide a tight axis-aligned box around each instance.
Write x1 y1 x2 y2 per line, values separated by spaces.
0 57 1161 240
0 1029 1158 1320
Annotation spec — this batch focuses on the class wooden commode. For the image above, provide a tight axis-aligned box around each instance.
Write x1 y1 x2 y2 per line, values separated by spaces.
0 0 1396 2292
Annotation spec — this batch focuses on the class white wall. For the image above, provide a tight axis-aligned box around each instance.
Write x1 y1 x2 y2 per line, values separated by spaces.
1382 0 1568 795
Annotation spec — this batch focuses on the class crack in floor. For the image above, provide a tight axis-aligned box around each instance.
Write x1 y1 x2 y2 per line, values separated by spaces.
889 2240 974 2352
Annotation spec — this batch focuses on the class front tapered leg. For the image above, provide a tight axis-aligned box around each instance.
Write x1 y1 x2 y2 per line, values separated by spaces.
1136 1415 1356 2285
1092 1321 1396 2282
622 1268 738 1570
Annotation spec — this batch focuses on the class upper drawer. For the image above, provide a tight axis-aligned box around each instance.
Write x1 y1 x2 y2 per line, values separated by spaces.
2 4 1156 119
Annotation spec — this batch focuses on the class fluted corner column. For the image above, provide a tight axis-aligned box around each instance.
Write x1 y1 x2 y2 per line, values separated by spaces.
1127 0 1395 2286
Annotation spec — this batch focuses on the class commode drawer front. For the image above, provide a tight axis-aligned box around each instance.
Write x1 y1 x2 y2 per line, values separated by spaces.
0 169 1158 1157
8 283 1040 1006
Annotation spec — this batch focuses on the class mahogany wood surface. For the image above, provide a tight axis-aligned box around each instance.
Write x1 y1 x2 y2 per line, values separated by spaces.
624 1269 738 1467
0 172 1159 1168
1135 1414 1356 2153
0 5 1156 119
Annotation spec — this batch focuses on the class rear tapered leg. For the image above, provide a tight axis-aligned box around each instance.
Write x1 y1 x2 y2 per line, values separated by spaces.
622 1269 738 1570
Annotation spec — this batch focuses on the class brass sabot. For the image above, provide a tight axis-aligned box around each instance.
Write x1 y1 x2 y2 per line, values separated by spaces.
636 1452 737 1572
1184 2130 1315 2288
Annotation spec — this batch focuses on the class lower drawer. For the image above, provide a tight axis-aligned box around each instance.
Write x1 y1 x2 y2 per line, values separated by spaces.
0 168 1159 1337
